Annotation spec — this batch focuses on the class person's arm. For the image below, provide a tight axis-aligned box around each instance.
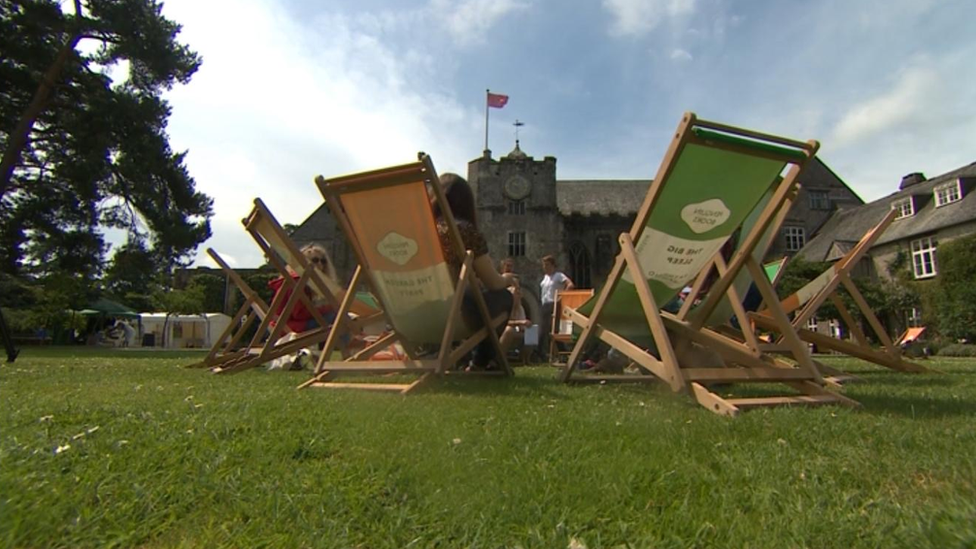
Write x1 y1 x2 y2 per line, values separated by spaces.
473 254 516 291
561 272 575 291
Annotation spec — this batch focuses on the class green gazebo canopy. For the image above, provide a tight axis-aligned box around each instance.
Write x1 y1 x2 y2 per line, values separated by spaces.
79 298 140 319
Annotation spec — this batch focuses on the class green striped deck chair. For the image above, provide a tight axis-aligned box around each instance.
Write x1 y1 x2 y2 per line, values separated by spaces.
750 209 930 374
298 155 511 394
561 112 858 416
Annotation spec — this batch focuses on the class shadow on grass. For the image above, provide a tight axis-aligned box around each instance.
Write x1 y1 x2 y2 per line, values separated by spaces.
844 374 958 388
422 372 568 399
853 392 976 419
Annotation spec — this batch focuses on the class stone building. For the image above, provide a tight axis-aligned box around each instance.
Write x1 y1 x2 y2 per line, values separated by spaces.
797 161 976 330
290 142 863 325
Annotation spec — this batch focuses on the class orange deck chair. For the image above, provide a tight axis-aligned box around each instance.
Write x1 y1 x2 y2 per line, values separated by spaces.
298 155 512 394
548 289 595 367
209 199 382 374
187 248 275 370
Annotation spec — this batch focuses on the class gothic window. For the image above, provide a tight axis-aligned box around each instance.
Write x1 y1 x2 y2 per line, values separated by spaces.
508 231 526 257
507 199 526 215
911 237 937 279
783 226 806 252
595 234 613 274
808 190 831 210
568 241 592 289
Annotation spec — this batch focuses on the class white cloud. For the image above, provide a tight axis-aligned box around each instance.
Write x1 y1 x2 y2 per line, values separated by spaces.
670 48 692 62
428 0 529 46
823 54 976 201
160 0 482 267
830 66 936 146
603 0 696 36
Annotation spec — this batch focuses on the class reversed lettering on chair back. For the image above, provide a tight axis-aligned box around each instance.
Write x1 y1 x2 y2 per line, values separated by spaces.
584 141 790 342
341 180 456 343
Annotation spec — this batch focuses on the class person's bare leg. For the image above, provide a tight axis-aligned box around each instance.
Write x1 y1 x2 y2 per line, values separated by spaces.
499 326 518 353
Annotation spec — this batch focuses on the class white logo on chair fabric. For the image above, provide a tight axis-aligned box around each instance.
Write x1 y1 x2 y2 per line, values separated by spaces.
622 228 727 289
681 199 731 234
377 232 418 266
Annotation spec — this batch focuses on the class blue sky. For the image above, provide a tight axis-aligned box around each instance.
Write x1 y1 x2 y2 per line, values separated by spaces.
157 0 976 268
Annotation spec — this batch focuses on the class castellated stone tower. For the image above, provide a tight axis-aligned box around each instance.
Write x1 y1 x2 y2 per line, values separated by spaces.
467 143 563 314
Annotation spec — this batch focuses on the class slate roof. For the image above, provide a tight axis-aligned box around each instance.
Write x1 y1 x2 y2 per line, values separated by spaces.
556 179 651 217
797 161 976 262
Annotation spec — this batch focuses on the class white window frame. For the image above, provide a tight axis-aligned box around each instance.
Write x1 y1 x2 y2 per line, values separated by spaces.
806 316 819 331
809 190 831 210
908 307 923 328
934 181 961 207
784 226 806 252
892 197 914 219
507 231 526 258
910 237 937 279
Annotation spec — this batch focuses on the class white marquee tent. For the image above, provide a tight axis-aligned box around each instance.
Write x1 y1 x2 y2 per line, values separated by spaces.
138 313 231 349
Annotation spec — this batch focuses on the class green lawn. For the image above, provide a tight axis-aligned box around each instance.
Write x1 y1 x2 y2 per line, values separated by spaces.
2 347 975 548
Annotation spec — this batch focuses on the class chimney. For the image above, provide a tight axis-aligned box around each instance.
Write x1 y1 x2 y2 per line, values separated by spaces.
899 172 926 190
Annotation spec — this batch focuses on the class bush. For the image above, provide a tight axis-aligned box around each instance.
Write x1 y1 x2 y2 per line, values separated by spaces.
937 344 976 357
930 234 976 342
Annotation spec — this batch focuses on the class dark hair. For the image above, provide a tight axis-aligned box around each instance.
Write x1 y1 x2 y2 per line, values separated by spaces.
432 173 478 228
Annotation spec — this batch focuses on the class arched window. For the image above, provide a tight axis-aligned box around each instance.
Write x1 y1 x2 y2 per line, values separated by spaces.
568 241 591 289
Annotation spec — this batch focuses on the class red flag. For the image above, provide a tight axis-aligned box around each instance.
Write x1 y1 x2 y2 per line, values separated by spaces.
487 92 509 109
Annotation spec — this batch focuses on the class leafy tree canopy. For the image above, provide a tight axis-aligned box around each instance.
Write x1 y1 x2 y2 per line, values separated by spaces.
0 0 212 288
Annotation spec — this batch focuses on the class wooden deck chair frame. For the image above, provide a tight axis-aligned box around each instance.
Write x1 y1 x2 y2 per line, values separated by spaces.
560 112 858 416
298 155 512 394
186 247 275 370
549 289 595 367
676 185 799 351
211 199 383 374
675 193 855 386
749 209 930 374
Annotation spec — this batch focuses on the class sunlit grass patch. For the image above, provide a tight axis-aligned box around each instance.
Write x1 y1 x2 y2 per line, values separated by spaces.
2 348 975 547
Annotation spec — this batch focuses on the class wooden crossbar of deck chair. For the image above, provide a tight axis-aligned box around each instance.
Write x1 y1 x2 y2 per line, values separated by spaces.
210 199 384 375
560 112 858 417
549 289 595 367
298 155 511 394
674 191 861 385
186 248 274 369
674 185 797 353
749 209 930 374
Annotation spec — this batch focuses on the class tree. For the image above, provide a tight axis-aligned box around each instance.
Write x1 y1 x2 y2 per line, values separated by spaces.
185 273 225 313
776 256 895 341
102 238 158 311
931 234 976 342
0 0 212 281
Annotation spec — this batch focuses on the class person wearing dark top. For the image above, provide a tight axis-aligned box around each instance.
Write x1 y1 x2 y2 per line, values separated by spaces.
433 173 517 370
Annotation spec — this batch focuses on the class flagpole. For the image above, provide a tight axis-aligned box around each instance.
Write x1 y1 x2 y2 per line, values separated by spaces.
484 88 490 152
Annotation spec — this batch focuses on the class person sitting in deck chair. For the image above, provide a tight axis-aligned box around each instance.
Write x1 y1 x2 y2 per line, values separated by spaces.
433 173 518 371
266 244 339 369
499 258 532 354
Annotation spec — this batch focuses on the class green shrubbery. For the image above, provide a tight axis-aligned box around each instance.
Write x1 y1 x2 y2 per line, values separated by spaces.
938 344 976 357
